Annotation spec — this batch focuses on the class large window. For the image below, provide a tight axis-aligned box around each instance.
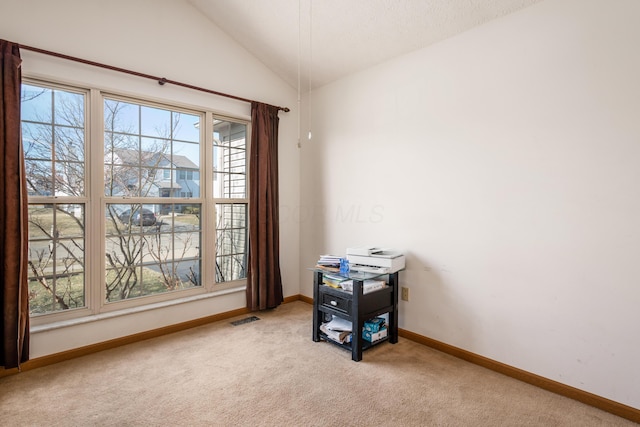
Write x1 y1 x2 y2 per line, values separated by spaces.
22 80 249 318
103 97 202 303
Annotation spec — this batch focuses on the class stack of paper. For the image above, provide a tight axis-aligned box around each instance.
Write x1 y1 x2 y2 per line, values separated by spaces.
339 279 386 294
322 273 347 289
320 316 352 344
325 316 352 332
316 254 341 269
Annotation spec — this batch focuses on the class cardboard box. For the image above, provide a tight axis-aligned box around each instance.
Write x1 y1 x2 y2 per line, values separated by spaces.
363 317 385 333
363 326 387 342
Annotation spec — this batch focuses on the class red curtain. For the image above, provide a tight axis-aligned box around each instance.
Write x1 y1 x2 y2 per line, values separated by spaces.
0 40 30 369
246 102 283 310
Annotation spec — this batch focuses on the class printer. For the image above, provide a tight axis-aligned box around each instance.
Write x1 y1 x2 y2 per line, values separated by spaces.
346 247 405 273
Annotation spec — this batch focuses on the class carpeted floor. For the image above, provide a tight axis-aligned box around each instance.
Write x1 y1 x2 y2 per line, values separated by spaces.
0 301 636 426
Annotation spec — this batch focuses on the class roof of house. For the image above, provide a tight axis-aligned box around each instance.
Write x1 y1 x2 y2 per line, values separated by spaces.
111 149 198 170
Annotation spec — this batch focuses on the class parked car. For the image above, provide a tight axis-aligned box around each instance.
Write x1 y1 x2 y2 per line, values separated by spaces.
118 208 157 226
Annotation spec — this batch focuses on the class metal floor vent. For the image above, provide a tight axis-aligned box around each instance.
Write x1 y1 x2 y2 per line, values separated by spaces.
230 316 260 326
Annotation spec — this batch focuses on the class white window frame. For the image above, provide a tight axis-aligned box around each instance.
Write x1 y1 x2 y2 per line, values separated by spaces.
24 78 250 326
211 116 251 283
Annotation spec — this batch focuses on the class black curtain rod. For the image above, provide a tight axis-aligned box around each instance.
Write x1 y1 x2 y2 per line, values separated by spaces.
18 42 290 113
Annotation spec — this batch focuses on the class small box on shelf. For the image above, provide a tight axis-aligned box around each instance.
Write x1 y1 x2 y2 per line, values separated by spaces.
363 326 388 342
363 317 386 333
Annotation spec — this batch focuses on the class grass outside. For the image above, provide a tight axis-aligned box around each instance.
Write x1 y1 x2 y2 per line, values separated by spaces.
29 263 197 315
28 206 201 315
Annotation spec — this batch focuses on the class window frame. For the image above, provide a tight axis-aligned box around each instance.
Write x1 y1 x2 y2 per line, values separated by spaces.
24 78 250 326
211 117 251 283
22 79 94 325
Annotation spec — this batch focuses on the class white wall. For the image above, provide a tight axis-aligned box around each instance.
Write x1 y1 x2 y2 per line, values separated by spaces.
299 0 640 409
0 0 300 357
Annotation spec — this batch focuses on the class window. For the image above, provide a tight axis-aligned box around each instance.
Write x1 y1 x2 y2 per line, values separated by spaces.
178 170 196 180
104 97 202 302
22 80 250 318
213 119 248 282
22 83 87 314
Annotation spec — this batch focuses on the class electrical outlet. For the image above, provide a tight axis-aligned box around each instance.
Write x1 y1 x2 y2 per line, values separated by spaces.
401 287 409 301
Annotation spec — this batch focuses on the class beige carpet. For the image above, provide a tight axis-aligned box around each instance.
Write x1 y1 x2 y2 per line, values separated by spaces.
0 301 636 426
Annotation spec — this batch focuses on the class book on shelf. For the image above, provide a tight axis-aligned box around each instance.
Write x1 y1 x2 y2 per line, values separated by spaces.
315 254 342 273
317 254 341 266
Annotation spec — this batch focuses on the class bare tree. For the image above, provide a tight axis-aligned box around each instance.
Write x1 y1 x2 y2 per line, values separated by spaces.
24 89 201 313
103 101 200 301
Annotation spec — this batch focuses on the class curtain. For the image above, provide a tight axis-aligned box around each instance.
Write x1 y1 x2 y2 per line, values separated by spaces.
0 39 29 370
246 102 283 311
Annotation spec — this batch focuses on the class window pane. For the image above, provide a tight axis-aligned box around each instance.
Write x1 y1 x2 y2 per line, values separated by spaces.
215 203 247 282
55 127 84 161
104 99 139 134
105 265 142 301
54 90 84 127
213 120 246 199
56 205 85 238
105 164 138 198
213 171 246 199
105 133 139 159
23 86 86 199
104 99 201 199
27 204 85 315
173 140 199 165
21 84 52 123
105 203 201 302
141 105 171 138
25 159 53 196
22 122 53 160
28 205 54 240
173 112 200 142
141 136 170 155
22 82 87 316
55 161 85 197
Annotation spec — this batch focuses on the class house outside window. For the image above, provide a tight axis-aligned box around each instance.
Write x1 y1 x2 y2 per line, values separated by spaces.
22 79 249 319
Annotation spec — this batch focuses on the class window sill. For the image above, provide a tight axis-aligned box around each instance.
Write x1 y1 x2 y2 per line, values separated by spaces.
31 285 246 334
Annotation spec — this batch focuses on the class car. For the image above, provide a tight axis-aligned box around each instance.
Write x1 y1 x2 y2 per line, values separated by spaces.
118 208 157 226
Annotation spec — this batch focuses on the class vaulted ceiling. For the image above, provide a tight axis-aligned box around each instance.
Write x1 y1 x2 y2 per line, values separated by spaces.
188 0 543 90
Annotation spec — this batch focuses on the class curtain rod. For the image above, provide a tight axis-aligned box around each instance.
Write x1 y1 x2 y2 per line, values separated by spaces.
18 43 290 113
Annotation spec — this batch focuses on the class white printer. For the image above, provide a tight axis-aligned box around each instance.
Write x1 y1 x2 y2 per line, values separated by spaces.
345 247 405 273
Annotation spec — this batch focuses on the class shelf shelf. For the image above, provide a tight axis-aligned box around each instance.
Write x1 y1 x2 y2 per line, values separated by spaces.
318 332 388 353
312 269 400 362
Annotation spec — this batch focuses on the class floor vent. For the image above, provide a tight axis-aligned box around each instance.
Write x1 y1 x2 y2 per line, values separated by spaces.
230 316 260 326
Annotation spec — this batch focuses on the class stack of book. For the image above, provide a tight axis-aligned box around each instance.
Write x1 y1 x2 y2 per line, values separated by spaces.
316 254 341 271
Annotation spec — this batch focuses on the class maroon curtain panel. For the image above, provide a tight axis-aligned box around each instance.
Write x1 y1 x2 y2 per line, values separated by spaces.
246 102 283 311
0 39 30 369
